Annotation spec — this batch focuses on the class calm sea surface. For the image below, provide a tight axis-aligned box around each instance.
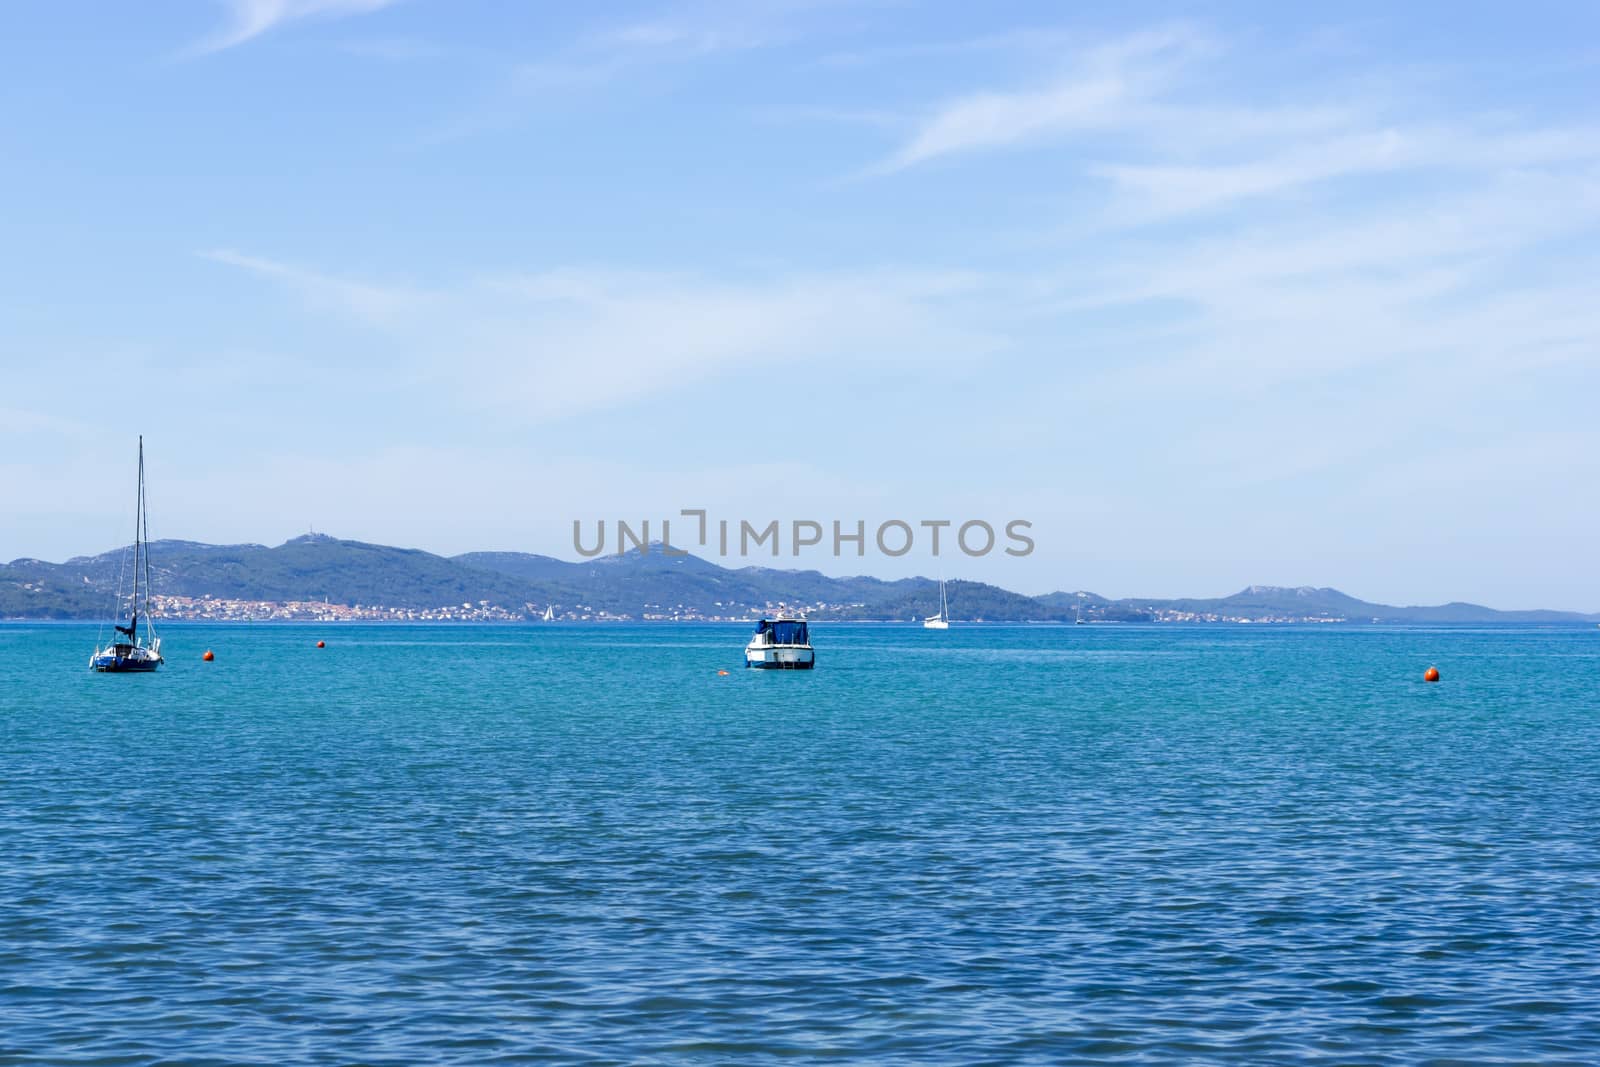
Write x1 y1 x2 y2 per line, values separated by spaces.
2 622 1598 1064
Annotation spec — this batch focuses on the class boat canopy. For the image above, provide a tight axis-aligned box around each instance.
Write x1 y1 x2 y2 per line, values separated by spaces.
757 619 809 645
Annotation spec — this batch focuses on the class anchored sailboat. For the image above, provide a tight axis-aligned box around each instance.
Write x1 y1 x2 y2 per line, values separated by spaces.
90 437 164 673
924 575 950 630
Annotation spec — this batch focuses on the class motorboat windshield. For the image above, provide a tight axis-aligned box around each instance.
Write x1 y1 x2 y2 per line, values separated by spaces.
755 618 810 646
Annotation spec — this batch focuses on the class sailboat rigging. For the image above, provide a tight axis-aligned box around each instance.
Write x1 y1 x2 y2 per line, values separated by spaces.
90 437 164 672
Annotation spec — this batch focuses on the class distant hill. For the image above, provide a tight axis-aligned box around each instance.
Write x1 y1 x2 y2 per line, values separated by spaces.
3 535 1596 624
2 535 537 619
1114 584 1594 624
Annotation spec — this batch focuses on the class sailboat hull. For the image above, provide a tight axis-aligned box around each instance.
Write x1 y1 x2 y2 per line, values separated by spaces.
90 653 162 672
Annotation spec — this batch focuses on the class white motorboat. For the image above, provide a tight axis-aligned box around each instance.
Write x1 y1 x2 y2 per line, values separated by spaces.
745 613 815 669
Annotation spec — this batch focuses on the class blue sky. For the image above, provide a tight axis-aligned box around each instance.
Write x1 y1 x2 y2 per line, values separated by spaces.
3 1 1598 608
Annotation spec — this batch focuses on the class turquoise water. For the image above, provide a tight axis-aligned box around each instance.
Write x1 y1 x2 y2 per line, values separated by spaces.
3 622 1598 1064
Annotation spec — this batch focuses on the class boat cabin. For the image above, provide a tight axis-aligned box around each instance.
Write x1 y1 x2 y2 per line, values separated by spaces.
752 618 809 646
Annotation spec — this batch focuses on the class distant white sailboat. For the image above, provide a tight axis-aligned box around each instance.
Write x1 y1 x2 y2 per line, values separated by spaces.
543 605 555 622
924 576 950 630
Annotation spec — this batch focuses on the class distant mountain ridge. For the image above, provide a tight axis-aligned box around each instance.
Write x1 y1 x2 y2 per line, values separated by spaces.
2 534 1595 623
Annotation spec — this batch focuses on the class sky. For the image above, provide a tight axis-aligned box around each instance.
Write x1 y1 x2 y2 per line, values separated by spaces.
2 1 1598 609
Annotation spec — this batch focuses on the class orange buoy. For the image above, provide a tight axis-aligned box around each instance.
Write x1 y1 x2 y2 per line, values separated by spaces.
717 669 730 676
202 649 215 662
316 640 326 649
1424 666 1440 683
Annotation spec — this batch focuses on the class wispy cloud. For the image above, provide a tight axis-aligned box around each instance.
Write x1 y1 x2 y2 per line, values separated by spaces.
198 249 428 325
462 268 996 418
530 10 780 85
1093 123 1600 222
194 0 400 55
416 10 783 145
599 19 771 56
201 252 999 420
1093 128 1419 220
864 17 1600 258
817 26 1084 69
872 25 1210 174
416 1 911 146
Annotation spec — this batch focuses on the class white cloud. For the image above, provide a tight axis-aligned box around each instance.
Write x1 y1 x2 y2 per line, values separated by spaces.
1094 129 1416 219
1064 167 1600 332
198 249 429 326
817 26 1085 69
1093 124 1600 222
873 25 1209 174
201 253 1001 420
878 76 1129 174
600 20 768 56
195 0 400 55
463 268 997 418
418 11 783 145
865 17 1600 235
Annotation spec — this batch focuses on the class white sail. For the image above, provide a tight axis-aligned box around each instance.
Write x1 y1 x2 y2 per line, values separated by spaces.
923 576 950 629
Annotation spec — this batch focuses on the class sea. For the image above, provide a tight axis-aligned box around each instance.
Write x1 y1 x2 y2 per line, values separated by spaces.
2 621 1598 1064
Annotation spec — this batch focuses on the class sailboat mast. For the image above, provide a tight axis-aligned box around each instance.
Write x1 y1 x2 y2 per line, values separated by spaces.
129 436 142 630
139 436 153 634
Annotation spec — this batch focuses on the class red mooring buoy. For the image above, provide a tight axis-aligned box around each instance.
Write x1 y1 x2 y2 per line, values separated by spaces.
317 640 326 649
1424 666 1440 683
202 649 215 662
